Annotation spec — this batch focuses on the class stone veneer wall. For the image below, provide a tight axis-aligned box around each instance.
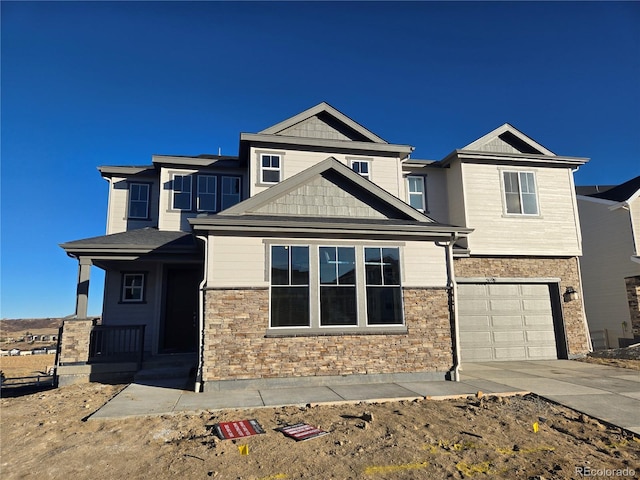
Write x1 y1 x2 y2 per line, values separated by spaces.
625 276 640 337
454 256 590 356
58 319 96 365
202 287 452 383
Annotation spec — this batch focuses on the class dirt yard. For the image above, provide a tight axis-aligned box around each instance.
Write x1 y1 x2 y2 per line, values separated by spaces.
1 353 55 378
2 358 639 479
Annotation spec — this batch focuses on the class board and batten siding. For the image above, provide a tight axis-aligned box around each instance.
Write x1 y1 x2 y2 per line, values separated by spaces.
461 163 582 256
107 175 159 234
249 147 403 199
578 198 640 346
206 236 447 289
101 262 163 353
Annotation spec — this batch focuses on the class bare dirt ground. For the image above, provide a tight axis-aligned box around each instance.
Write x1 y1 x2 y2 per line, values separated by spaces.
2 357 639 479
1 354 55 378
576 344 640 371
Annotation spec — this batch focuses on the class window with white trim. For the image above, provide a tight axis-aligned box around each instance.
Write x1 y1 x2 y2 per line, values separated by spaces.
128 183 150 219
351 160 370 179
364 247 403 325
319 247 357 326
221 176 241 210
172 174 192 210
121 273 145 302
270 246 310 327
197 175 217 212
261 154 281 184
503 171 538 215
407 176 426 212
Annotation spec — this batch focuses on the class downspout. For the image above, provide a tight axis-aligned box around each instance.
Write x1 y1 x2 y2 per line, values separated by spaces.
438 233 461 381
195 234 208 392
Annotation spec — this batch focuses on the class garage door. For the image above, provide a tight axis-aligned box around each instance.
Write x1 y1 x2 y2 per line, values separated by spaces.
458 283 557 361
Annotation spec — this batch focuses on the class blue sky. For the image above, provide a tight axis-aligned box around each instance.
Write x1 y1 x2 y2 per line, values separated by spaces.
1 1 639 319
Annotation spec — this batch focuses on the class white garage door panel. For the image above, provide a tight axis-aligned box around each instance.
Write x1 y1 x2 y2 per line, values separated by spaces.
459 283 557 362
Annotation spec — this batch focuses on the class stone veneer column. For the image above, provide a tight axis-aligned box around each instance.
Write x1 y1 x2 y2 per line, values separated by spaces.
625 276 640 337
202 287 452 384
453 256 590 356
58 319 96 365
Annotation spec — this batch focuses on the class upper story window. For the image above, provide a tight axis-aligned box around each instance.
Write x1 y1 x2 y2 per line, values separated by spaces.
128 183 150 219
121 272 145 303
407 176 427 212
261 154 281 184
221 176 241 210
197 175 217 212
351 160 370 179
503 171 539 215
172 174 192 210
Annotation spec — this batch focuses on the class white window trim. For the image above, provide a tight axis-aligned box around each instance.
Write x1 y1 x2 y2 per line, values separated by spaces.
171 173 193 211
406 175 427 212
128 183 150 219
350 159 371 179
260 154 282 185
501 169 540 216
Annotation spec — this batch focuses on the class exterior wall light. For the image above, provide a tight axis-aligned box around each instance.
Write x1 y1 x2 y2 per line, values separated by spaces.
563 286 579 303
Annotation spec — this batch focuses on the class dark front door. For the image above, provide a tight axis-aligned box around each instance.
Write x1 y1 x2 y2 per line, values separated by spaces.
162 267 201 353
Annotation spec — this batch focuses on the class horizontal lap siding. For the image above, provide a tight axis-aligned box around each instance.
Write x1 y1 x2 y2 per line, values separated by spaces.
202 288 452 382
208 236 268 288
462 164 581 256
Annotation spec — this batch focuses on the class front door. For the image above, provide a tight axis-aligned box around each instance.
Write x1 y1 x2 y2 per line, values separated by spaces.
161 267 201 353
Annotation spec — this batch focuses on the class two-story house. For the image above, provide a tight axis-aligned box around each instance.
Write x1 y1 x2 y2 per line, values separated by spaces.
577 176 640 349
59 103 591 390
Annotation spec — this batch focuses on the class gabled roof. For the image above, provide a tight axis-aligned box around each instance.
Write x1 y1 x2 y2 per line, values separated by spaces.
461 123 556 156
259 102 388 144
190 158 472 240
587 175 640 203
219 157 432 222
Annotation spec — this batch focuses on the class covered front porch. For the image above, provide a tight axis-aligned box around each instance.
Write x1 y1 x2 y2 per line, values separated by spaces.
57 228 204 386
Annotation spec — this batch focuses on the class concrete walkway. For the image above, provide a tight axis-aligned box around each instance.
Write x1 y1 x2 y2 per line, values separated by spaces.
89 360 640 435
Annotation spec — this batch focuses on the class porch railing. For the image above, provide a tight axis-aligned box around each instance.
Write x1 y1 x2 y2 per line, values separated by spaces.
88 325 145 367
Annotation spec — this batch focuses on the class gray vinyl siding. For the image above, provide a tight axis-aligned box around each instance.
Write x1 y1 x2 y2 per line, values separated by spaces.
578 198 640 346
101 262 163 353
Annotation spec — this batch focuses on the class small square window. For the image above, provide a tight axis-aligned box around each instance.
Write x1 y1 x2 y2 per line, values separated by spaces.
261 155 281 184
351 160 370 179
122 273 145 302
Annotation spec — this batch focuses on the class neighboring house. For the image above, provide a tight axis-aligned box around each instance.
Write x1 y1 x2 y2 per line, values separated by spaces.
59 102 591 390
577 176 640 349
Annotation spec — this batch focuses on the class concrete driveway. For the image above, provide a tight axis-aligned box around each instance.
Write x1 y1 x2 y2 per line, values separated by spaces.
460 360 640 435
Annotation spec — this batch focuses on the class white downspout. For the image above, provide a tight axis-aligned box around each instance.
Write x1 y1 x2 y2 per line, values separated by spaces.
195 234 209 392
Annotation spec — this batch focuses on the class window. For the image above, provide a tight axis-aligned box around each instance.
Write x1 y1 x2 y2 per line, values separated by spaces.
351 160 370 179
319 247 357 326
128 183 149 219
407 176 426 212
270 246 310 327
121 273 145 302
364 247 403 325
197 175 217 212
172 174 192 210
221 176 241 210
261 154 281 184
503 171 538 215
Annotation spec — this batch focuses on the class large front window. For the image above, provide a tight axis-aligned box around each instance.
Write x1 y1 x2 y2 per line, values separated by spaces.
364 247 403 325
269 245 404 332
270 246 310 327
319 247 357 326
503 171 538 215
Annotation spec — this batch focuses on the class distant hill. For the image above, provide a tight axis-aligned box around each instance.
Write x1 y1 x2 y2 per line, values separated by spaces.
0 318 66 334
